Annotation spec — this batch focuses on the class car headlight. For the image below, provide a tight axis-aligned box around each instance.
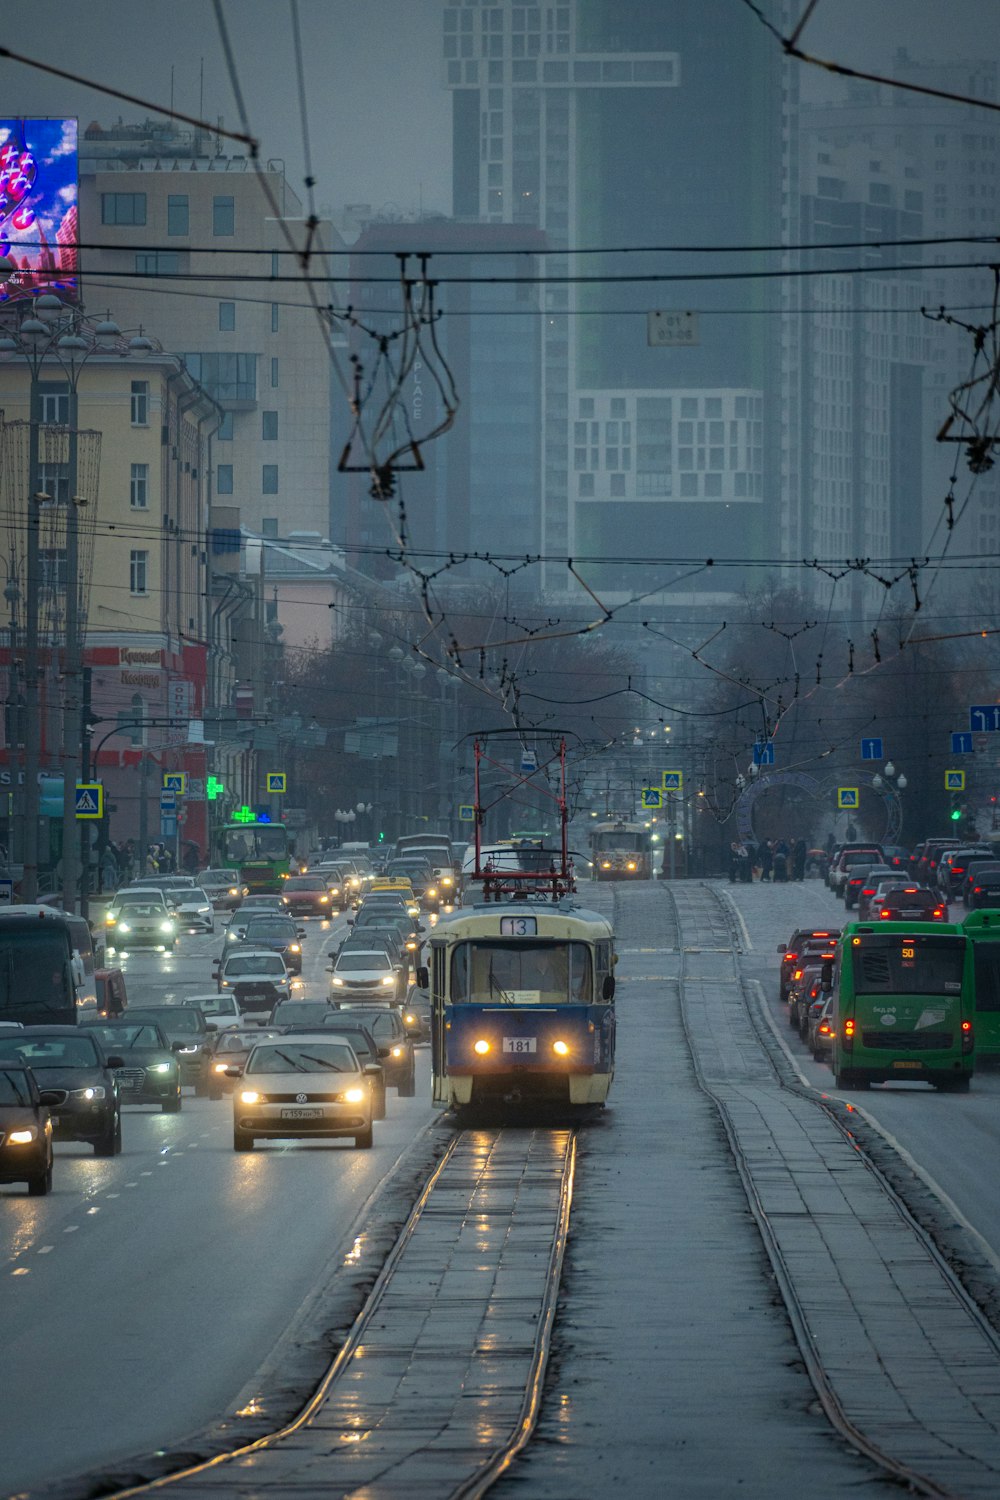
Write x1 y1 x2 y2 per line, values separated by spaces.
228 887 239 897
151 1062 172 1074
71 1086 106 1101
441 876 453 886
407 906 419 916
220 979 230 987
328 888 338 897
240 1090 261 1105
118 922 132 934
405 1014 416 1025
406 940 417 951
382 975 396 985
321 894 331 902
391 1046 403 1057
214 1062 230 1074
105 914 117 926
344 1087 365 1104
177 1044 199 1054
289 944 301 953
8 1128 36 1144
426 888 437 898
160 921 175 935
332 976 345 986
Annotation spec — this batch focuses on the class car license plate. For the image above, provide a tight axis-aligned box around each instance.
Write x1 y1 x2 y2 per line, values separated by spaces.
280 1107 321 1119
892 1061 923 1070
502 1037 536 1054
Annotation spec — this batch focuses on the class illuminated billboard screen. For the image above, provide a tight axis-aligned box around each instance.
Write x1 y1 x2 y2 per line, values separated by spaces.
0 117 78 305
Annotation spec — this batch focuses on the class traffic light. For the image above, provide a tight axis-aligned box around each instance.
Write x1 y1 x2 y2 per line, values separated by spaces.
950 793 963 822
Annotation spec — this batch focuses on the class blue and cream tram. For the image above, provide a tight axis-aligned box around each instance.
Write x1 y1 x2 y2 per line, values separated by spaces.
426 900 617 1114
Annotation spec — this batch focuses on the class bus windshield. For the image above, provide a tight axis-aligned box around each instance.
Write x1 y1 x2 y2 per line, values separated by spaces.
451 941 591 1005
850 935 965 997
0 925 74 1022
224 826 289 862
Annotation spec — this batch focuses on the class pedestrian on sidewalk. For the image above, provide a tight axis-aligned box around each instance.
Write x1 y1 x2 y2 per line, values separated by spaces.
758 839 773 882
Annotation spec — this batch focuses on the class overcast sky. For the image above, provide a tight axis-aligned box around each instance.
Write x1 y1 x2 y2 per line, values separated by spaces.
0 0 994 225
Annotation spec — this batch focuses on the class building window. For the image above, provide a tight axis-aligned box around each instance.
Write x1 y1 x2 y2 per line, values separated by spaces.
217 411 233 441
261 517 279 538
262 410 278 440
39 548 68 591
680 473 698 497
680 398 698 418
704 472 723 497
102 192 146 225
130 550 149 595
217 464 234 495
270 303 279 333
578 397 594 418
610 473 626 497
167 194 189 235
182 353 257 402
270 357 279 388
130 462 149 509
135 251 179 276
213 195 235 236
130 380 149 426
218 301 236 331
37 462 69 505
38 381 69 424
578 473 594 497
262 464 278 494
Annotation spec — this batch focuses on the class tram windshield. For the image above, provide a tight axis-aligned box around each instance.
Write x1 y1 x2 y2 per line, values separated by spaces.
593 830 646 852
450 941 591 1005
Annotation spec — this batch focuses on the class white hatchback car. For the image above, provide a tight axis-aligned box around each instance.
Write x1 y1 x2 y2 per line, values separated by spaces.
215 948 292 1014
230 1032 373 1151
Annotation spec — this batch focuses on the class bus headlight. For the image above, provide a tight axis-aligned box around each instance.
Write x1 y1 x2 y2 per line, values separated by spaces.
473 1039 490 1055
553 1039 570 1056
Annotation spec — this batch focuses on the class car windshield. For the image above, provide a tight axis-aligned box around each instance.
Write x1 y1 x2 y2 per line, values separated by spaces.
320 1020 374 1056
117 904 167 919
226 955 285 976
130 1009 200 1033
272 1002 331 1023
243 920 295 941
0 1069 33 1105
285 878 324 891
246 1042 356 1074
340 1009 397 1038
5 1036 99 1067
179 889 209 904
200 871 230 884
218 1029 278 1052
87 1023 163 1048
337 953 391 972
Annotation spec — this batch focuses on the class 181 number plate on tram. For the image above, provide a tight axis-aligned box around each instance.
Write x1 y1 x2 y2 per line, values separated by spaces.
502 1037 537 1054
500 916 537 936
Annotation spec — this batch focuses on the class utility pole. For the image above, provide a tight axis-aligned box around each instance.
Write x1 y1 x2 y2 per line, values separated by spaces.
60 410 81 912
22 379 41 903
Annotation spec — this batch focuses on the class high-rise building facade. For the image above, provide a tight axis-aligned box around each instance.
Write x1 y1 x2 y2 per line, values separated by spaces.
443 0 789 600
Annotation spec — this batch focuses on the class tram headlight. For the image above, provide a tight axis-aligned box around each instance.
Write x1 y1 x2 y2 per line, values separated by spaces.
627 861 637 871
553 1039 570 1056
473 1039 491 1055
601 861 611 870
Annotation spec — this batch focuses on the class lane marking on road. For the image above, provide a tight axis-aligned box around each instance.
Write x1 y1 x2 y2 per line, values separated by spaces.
140 1171 152 1177
746 976 1000 1280
63 1226 78 1234
37 1245 53 1254
125 1182 137 1188
105 1193 120 1199
12 1267 29 1276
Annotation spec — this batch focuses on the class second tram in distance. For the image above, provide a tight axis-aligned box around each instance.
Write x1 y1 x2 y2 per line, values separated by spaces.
590 818 652 879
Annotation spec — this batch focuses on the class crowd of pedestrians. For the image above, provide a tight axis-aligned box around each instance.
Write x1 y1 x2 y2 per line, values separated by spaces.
729 836 809 883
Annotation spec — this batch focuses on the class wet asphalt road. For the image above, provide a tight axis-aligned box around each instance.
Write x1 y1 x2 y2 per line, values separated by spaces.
0 907 437 1495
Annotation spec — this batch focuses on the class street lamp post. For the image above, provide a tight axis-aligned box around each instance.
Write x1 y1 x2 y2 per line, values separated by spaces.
871 761 907 842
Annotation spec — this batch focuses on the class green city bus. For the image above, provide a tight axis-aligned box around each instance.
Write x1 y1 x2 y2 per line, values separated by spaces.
219 819 291 894
961 910 1000 1066
831 922 975 1091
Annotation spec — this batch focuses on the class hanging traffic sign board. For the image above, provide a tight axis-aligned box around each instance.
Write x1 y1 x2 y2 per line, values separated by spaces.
753 742 775 767
75 782 103 820
159 789 176 815
951 732 974 755
662 771 683 790
266 772 287 794
969 705 1000 732
860 737 883 761
163 772 186 794
945 770 966 791
458 804 476 822
837 787 859 809
641 787 663 809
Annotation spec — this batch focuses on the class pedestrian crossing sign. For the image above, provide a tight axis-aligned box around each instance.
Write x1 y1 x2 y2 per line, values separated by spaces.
458 804 476 821
266 772 287 794
837 787 859 809
75 782 103 819
945 770 966 791
641 787 663 809
662 771 683 791
163 772 186 794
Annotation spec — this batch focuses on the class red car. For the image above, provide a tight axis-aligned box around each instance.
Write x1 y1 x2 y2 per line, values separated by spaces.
281 875 335 917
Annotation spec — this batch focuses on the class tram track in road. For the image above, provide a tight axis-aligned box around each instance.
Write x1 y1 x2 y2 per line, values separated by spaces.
56 1125 576 1500
668 879 1000 1500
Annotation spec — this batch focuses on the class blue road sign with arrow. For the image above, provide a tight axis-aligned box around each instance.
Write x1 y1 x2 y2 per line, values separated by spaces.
951 732 974 755
860 737 883 761
970 705 1000 732
753 742 775 767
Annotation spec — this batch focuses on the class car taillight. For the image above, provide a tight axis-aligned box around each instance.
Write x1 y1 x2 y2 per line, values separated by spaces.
974 887 982 894
784 952 797 962
862 889 875 897
843 1018 855 1051
953 867 964 875
819 1024 832 1036
879 909 891 918
933 908 944 918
